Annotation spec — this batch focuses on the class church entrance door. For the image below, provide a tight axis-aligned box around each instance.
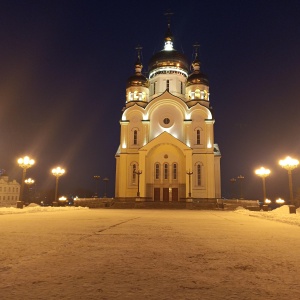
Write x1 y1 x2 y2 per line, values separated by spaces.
154 188 160 201
172 188 178 201
163 188 169 202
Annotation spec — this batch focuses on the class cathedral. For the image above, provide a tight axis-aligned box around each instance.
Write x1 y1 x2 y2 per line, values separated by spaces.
115 21 221 202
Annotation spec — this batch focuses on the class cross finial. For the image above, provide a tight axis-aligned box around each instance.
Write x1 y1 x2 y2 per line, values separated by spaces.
135 45 143 60
164 10 174 28
193 42 200 55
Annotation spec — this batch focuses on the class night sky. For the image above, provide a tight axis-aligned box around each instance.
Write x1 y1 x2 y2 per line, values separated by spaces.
1 0 300 201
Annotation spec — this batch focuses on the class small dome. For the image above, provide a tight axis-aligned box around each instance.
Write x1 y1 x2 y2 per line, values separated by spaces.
126 74 149 88
186 72 209 87
186 48 209 86
127 47 149 88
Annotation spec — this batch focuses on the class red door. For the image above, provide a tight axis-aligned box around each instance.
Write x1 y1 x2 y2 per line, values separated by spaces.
163 188 169 202
154 188 160 201
172 188 178 202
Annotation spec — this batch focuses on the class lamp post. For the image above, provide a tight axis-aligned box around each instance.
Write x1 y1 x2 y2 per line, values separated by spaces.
93 175 101 197
24 178 35 205
58 196 67 206
279 156 299 206
134 170 142 197
103 177 109 198
237 175 245 199
52 167 65 206
17 156 35 208
255 167 271 203
230 178 236 199
276 198 285 206
186 170 193 198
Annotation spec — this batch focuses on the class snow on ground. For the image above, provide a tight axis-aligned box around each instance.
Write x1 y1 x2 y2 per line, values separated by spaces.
234 205 300 226
1 204 299 226
1 205 300 299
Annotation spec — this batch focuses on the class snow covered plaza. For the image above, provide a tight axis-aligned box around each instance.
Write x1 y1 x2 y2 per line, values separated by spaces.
1 206 300 300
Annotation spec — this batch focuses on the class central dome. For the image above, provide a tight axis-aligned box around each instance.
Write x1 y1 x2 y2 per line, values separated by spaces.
148 50 189 74
148 24 189 77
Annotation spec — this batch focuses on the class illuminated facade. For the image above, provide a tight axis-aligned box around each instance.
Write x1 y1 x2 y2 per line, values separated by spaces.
0 175 20 207
115 23 221 201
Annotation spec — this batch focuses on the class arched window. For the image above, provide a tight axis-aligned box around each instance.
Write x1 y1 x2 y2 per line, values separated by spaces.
132 163 137 184
197 164 201 186
173 163 177 180
133 130 138 145
133 91 137 100
195 162 203 187
155 163 160 180
129 92 133 101
196 129 200 145
164 163 169 180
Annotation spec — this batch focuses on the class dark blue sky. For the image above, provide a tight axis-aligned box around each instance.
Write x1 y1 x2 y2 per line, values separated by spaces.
1 0 300 201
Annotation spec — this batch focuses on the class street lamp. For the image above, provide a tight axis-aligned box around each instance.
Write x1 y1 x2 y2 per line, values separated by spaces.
17 156 35 208
133 170 142 197
93 175 101 197
237 175 245 199
59 196 67 206
279 156 299 206
230 178 236 199
52 167 65 206
255 167 271 202
24 178 35 204
276 198 285 206
186 170 193 198
103 177 109 198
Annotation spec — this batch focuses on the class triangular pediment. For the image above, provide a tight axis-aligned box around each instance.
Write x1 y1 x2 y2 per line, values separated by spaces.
149 90 186 104
140 131 191 152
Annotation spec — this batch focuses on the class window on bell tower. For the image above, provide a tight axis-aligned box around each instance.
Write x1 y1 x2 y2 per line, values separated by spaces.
195 162 203 187
196 129 200 145
133 130 138 145
166 80 169 92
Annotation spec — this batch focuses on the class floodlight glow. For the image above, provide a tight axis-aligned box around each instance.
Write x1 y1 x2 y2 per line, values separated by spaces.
255 167 271 177
279 156 299 170
276 198 285 204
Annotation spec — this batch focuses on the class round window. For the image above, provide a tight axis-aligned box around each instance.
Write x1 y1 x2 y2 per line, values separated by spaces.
163 118 170 125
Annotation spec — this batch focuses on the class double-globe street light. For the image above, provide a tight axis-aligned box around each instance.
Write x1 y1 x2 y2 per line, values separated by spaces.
255 167 271 204
103 177 109 198
17 156 35 208
279 156 299 207
93 175 101 197
52 167 65 206
24 178 35 204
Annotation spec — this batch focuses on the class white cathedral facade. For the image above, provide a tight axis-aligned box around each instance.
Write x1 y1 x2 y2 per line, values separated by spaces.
115 23 221 201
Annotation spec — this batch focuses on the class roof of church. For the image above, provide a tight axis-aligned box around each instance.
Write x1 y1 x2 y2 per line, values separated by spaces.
148 22 189 73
